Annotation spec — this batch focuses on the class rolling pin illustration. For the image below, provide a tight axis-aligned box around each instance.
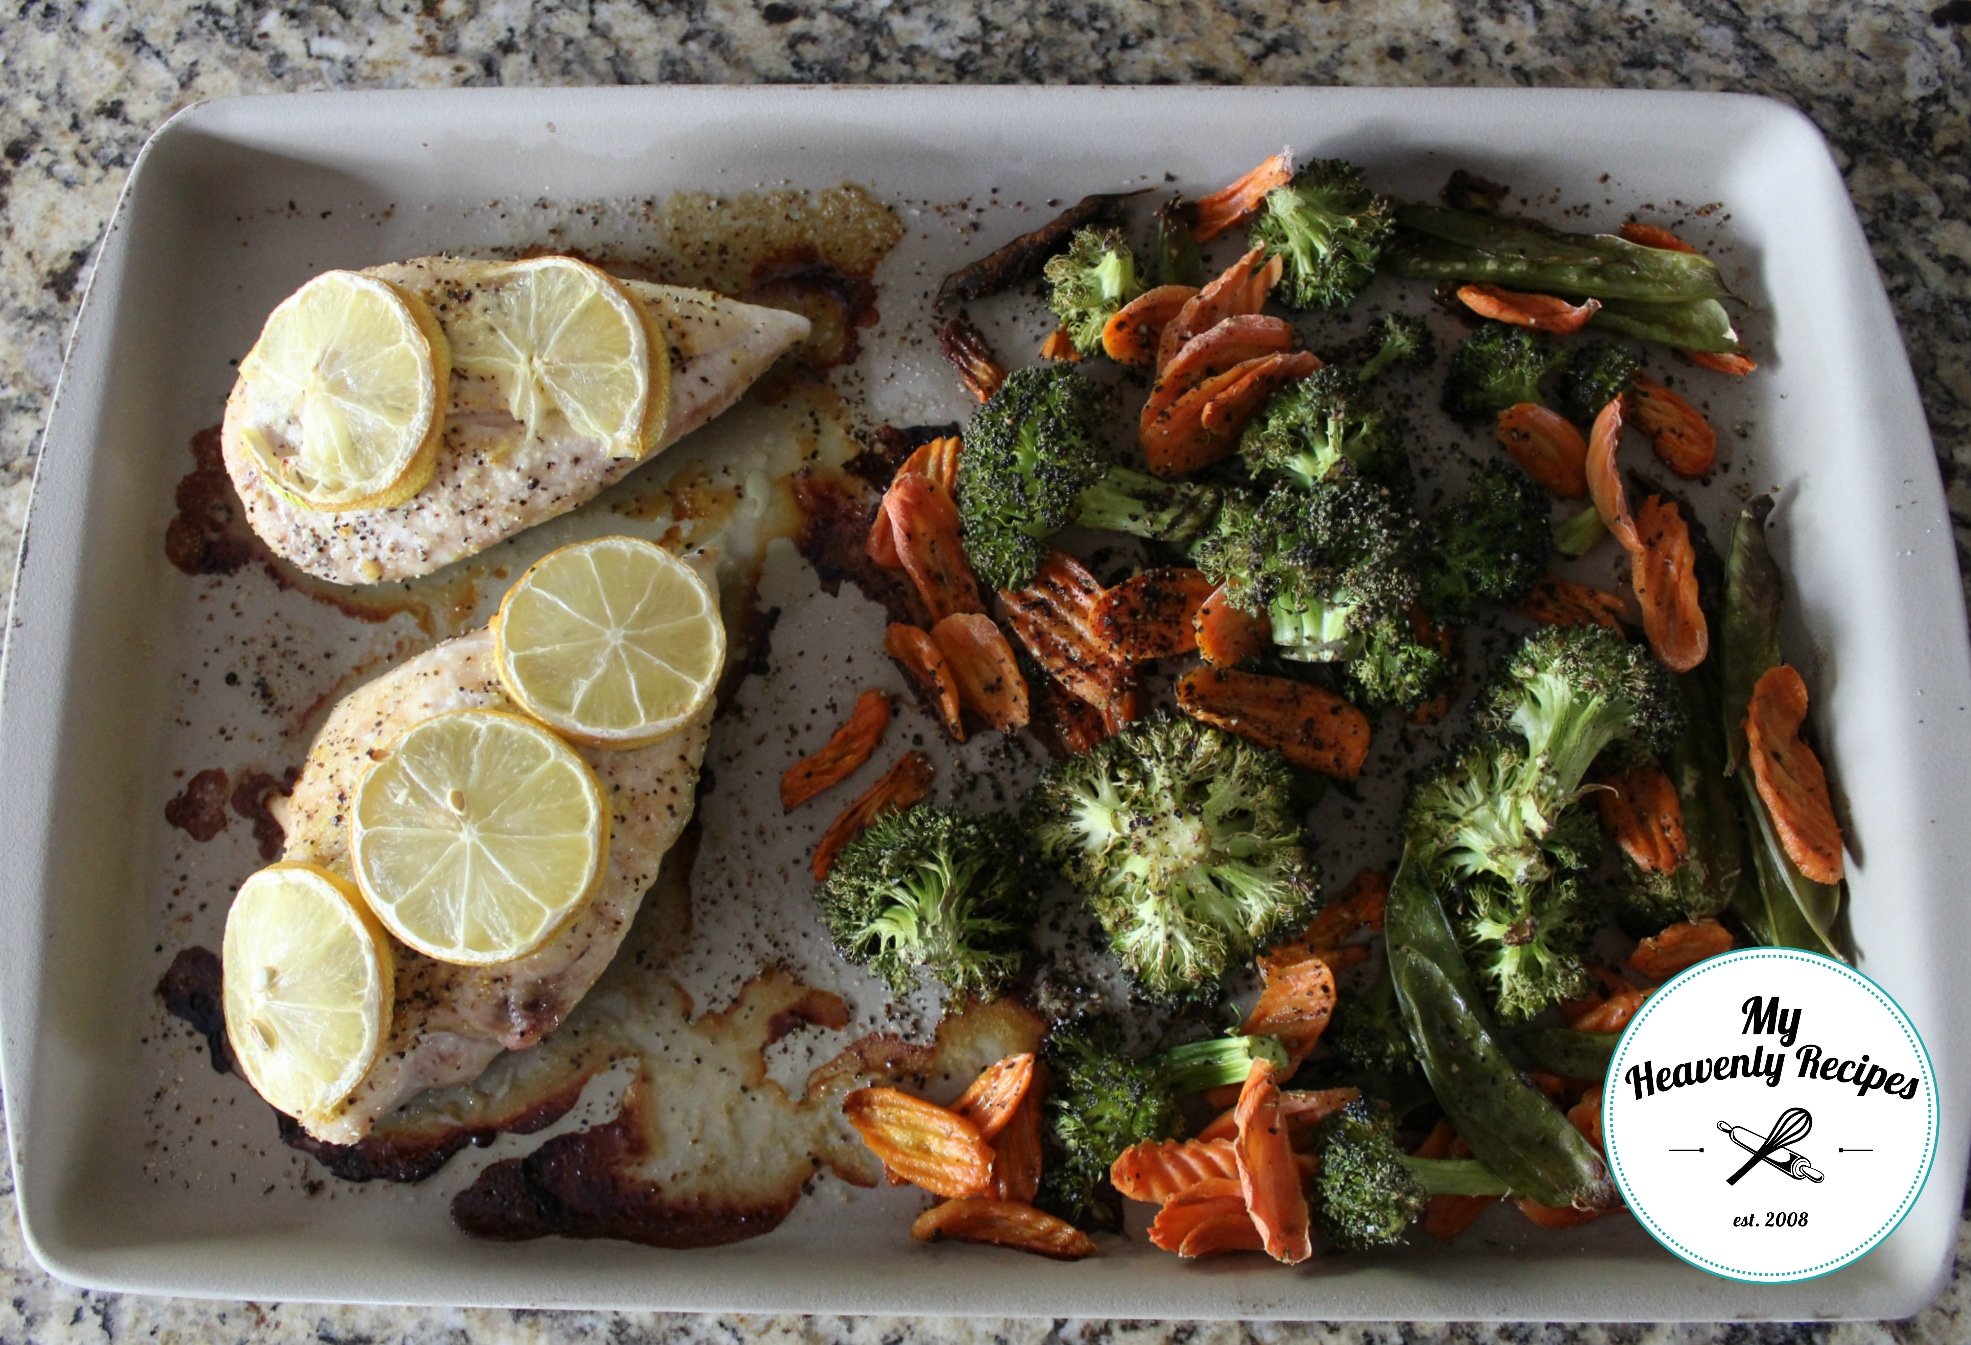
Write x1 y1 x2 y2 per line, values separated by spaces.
1718 1117 1825 1183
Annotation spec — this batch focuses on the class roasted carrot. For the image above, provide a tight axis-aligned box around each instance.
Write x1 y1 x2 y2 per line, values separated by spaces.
1091 566 1215 662
1111 1138 1241 1204
1243 957 1338 1070
1190 149 1294 243
1144 350 1319 477
1102 284 1199 365
1586 396 1640 553
1745 664 1846 884
1176 666 1372 780
1684 349 1758 377
1516 574 1631 631
1566 988 1647 1034
780 689 893 811
1631 494 1709 673
937 315 1006 403
988 1087 1045 1204
1039 328 1080 362
886 472 985 624
1595 757 1689 874
1039 675 1114 755
999 551 1139 720
868 435 963 568
1156 248 1283 373
929 613 1031 732
1233 1059 1312 1264
1194 583 1272 667
950 1053 1037 1142
1456 283 1601 334
886 622 965 743
1257 870 1388 978
1141 314 1299 438
843 1086 994 1198
1618 221 1696 253
1197 1087 1361 1144
1629 918 1735 981
1627 375 1717 477
1148 1188 1256 1254
811 751 935 880
1496 403 1589 498
1176 1209 1268 1257
911 1198 1095 1260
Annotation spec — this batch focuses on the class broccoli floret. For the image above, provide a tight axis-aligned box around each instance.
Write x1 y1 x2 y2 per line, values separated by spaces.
815 804 1037 998
1327 962 1417 1080
1460 873 1596 1022
1554 502 1610 557
1191 478 1423 665
1555 339 1643 426
1309 1099 1511 1249
1442 321 1565 428
1038 1017 1288 1229
1345 614 1454 714
1044 227 1147 355
1025 716 1319 999
1238 366 1399 489
1406 736 1551 888
956 365 1218 591
1356 313 1436 384
1249 159 1396 310
1419 461 1553 623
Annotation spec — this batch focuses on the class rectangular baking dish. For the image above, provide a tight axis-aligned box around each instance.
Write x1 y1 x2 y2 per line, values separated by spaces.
2 86 1966 1320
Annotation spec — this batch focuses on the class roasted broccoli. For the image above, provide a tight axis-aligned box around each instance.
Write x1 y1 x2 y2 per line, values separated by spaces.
1442 321 1565 428
955 365 1219 590
1555 339 1643 425
1419 461 1553 623
1039 1015 1289 1229
1326 960 1418 1080
815 804 1037 998
1238 366 1400 489
1044 227 1146 355
1025 716 1319 999
1309 1099 1510 1249
1344 615 1456 714
1460 872 1596 1022
1356 313 1436 384
1249 159 1396 310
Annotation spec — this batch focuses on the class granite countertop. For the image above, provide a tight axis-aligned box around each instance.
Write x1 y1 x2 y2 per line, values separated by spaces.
1 2 1966 1341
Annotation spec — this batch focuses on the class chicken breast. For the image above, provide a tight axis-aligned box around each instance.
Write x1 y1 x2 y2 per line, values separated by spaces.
275 559 716 1144
223 257 811 587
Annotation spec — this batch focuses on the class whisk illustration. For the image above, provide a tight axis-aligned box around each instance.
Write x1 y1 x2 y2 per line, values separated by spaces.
1719 1107 1824 1184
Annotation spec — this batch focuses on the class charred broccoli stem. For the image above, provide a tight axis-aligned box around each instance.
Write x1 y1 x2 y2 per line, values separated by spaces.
1249 159 1396 310
1044 227 1146 355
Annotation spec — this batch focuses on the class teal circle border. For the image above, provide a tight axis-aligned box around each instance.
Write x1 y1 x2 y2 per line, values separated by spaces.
1602 948 1939 1284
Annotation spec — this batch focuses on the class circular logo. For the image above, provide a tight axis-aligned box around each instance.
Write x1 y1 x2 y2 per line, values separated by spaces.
1604 949 1937 1282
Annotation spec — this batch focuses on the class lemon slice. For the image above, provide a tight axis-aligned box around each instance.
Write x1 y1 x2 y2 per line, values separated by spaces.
222 862 395 1129
449 256 659 459
493 536 724 749
234 270 449 511
350 708 609 965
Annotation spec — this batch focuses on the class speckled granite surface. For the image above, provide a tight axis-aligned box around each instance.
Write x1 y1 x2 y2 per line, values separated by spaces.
0 2 1966 1341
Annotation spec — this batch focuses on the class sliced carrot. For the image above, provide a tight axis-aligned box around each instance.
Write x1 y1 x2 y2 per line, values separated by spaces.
950 1053 1037 1142
1177 1209 1268 1257
1628 375 1717 477
1194 583 1272 667
1103 284 1200 365
911 1198 1095 1261
1141 314 1299 439
1595 757 1689 875
1496 403 1589 498
1745 664 1846 884
929 613 1031 732
989 1087 1045 1203
1617 221 1697 253
1586 395 1641 552
1242 957 1338 1070
1156 248 1282 374
1176 666 1371 780
1456 283 1601 334
1111 1138 1241 1204
1629 918 1735 982
1039 328 1080 362
1631 494 1709 673
886 623 965 743
1309 944 1370 975
1233 1059 1312 1264
1144 350 1319 478
937 315 1006 403
1281 869 1389 956
1148 1189 1255 1254
1567 989 1647 1034
868 435 963 568
1684 349 1758 377
780 689 893 811
843 1087 994 1198
999 550 1139 720
1516 574 1630 631
1040 676 1114 755
811 751 935 881
886 472 985 624
1199 1087 1361 1144
1190 149 1294 243
1091 566 1215 662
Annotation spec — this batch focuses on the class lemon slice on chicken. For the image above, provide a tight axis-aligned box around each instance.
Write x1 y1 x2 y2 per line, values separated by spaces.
233 271 449 511
222 862 395 1130
493 536 725 749
448 256 666 459
350 709 610 965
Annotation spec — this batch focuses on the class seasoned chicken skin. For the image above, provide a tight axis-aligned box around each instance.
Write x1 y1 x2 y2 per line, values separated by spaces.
223 257 811 586
275 562 716 1144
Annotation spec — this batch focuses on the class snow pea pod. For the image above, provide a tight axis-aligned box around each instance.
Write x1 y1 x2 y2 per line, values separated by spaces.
1588 296 1746 355
1388 204 1735 305
1515 1027 1621 1081
1659 666 1746 922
